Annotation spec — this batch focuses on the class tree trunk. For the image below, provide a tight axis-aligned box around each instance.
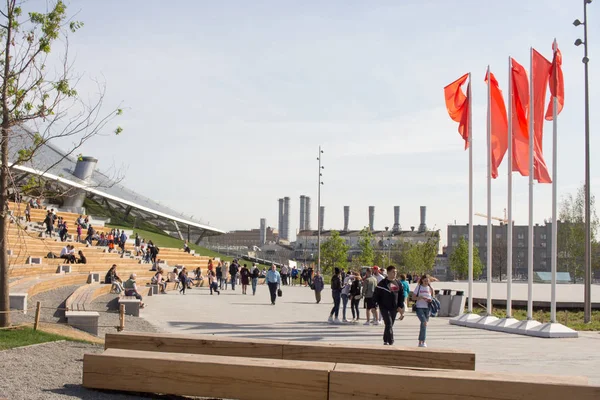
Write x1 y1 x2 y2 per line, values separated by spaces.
0 4 13 327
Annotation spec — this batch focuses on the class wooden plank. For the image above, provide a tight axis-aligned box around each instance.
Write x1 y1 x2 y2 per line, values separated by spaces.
328 363 599 400
83 349 332 400
282 340 475 371
105 332 284 359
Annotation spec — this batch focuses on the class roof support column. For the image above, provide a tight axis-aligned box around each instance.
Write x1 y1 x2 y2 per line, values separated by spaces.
172 220 184 241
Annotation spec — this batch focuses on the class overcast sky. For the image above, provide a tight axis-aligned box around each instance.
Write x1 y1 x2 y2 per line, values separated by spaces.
40 0 600 246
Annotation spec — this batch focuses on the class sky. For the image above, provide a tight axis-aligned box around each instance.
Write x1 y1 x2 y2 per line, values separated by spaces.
27 0 600 247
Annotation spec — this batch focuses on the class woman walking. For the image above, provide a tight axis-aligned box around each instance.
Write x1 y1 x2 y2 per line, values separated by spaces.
413 274 434 347
240 264 250 295
328 268 342 324
313 271 324 303
350 273 362 323
251 264 259 295
341 272 353 323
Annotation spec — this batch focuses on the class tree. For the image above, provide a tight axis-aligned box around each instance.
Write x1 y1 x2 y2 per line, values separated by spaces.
320 230 349 274
449 236 484 280
557 184 600 283
402 232 439 275
492 236 507 281
0 1 122 327
357 227 374 266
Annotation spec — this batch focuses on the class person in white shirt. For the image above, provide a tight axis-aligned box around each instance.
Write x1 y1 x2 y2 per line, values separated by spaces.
413 274 434 348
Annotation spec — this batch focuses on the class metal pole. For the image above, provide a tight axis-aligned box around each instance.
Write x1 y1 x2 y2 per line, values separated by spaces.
527 47 534 320
507 56 514 318
486 66 492 315
317 146 322 274
583 0 592 324
468 72 474 313
551 39 559 324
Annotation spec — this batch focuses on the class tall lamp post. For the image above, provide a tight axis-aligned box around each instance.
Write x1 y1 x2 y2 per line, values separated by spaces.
317 146 324 273
574 0 593 324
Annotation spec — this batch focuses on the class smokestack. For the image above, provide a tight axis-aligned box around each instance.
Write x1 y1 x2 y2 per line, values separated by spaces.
343 206 350 231
319 206 325 231
278 198 284 239
369 206 375 231
419 206 427 232
393 206 400 232
299 195 306 231
305 196 312 230
283 197 290 240
259 218 267 245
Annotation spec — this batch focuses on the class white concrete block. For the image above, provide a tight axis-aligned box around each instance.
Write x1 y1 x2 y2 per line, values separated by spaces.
118 298 141 317
505 319 542 335
7 249 13 256
449 313 481 327
66 311 99 336
9 293 28 314
60 265 72 273
526 322 579 338
88 272 100 284
465 315 499 329
27 256 42 265
485 317 520 332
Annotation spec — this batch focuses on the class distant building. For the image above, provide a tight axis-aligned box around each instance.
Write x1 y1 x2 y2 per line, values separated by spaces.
446 222 553 279
204 227 279 248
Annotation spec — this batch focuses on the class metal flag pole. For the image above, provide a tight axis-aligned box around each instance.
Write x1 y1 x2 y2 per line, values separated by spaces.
507 57 514 318
317 146 323 273
468 72 474 313
551 39 559 323
527 47 534 320
486 65 493 315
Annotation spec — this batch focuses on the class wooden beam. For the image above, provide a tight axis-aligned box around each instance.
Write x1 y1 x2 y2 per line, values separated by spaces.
104 332 475 371
83 349 333 400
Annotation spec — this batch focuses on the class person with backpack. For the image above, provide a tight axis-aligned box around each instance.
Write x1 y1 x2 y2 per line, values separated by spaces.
413 274 434 348
349 274 362 323
229 260 239 290
373 265 405 346
328 268 342 324
250 263 260 295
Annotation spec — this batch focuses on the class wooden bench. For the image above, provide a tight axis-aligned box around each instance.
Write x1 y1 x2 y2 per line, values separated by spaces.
83 349 333 400
104 332 476 371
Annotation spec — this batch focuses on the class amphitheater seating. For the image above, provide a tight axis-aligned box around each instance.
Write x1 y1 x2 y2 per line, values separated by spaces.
104 332 475 370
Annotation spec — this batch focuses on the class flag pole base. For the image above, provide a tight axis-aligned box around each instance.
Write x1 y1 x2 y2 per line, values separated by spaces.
466 315 499 329
503 319 541 335
449 313 481 327
526 322 578 338
485 317 520 332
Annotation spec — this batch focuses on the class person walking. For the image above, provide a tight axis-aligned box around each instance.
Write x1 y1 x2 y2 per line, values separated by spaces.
229 260 239 291
312 271 324 303
349 274 362 323
240 264 250 295
399 273 410 319
373 266 405 346
413 274 434 347
328 268 342 324
341 272 354 323
362 268 379 325
209 270 220 295
265 264 281 305
280 264 289 286
250 263 259 295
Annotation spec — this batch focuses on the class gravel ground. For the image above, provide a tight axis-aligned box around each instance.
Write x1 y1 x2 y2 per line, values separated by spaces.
0 341 200 400
11 285 79 326
88 293 161 338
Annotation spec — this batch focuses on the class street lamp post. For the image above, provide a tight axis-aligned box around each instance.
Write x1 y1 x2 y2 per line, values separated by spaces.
317 146 324 273
574 0 593 324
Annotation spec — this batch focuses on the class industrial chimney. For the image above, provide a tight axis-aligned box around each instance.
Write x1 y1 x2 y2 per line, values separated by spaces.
369 206 375 231
392 206 400 232
305 196 312 230
278 199 284 239
259 218 267 245
63 156 98 212
418 206 427 232
299 195 306 231
283 197 290 240
343 206 350 231
319 206 325 231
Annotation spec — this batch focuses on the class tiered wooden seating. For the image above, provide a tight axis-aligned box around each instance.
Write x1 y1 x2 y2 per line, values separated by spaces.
154 248 211 270
88 333 600 399
104 332 475 370
9 201 83 228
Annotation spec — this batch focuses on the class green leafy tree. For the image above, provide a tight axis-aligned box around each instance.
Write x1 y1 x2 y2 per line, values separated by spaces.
357 227 374 266
402 232 439 275
449 236 484 279
320 230 349 274
557 184 600 282
0 1 122 327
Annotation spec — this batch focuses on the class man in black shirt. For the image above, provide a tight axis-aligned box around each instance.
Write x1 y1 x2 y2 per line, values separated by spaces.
373 265 405 346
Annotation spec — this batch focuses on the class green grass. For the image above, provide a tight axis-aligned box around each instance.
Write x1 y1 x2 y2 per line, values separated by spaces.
0 326 89 350
471 307 600 331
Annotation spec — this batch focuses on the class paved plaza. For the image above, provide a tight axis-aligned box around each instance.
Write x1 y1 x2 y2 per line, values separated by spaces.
141 284 600 385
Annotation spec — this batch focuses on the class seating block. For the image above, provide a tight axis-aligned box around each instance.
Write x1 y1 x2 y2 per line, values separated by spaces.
27 256 42 265
7 249 13 256
118 298 140 317
59 265 72 273
83 349 332 400
9 293 28 314
150 285 158 295
66 311 99 336
88 273 100 284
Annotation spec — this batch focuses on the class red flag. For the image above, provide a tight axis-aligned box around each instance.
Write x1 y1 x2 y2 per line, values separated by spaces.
511 58 530 176
484 70 508 179
545 42 564 120
444 73 470 149
532 49 552 184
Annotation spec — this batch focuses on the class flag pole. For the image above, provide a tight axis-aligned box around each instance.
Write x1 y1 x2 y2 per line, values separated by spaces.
507 57 513 318
486 65 493 315
551 39 558 323
468 72 474 314
527 47 534 320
